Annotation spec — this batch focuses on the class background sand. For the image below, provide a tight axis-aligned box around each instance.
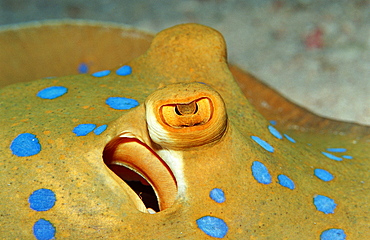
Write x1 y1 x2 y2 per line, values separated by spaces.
1 0 369 125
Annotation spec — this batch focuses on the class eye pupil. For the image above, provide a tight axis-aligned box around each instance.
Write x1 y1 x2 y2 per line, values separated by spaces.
160 97 213 129
175 101 198 115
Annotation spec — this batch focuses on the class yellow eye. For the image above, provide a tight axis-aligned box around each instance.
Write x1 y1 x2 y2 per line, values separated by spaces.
161 98 212 128
145 83 228 149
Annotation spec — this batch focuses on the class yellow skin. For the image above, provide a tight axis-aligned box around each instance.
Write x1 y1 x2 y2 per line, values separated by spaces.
0 23 369 239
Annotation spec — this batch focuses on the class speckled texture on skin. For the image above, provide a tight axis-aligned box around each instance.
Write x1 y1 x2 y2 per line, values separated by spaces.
0 23 369 239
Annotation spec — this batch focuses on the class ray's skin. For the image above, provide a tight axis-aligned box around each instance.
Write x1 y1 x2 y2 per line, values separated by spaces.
0 23 369 239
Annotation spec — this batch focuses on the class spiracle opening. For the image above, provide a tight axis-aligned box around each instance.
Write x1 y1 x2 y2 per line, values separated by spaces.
102 136 178 214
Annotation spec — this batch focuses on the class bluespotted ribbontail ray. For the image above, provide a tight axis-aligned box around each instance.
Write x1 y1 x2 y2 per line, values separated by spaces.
0 22 369 239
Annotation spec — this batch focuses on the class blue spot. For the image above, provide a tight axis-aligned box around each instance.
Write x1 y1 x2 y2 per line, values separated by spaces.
342 155 353 159
10 133 41 157
313 195 337 214
283 134 296 143
196 216 228 238
73 124 96 136
210 188 226 203
37 86 68 100
251 136 274 153
320 228 346 240
314 169 334 182
33 219 55 240
251 161 272 184
322 152 342 161
268 125 282 139
78 63 88 73
326 148 347 153
269 120 277 125
106 97 139 110
29 189 56 211
92 70 110 77
116 65 132 76
277 174 295 190
93 125 107 135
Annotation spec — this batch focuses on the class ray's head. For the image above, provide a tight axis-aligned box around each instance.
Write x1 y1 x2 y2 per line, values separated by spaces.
102 82 229 214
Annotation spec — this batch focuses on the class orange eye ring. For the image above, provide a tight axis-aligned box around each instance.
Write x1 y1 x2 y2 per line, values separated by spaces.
145 83 228 149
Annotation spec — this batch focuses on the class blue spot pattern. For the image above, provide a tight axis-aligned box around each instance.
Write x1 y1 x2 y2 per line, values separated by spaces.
196 216 228 238
210 188 226 203
283 134 296 143
321 152 342 161
198 188 228 237
29 189 56 211
326 148 347 153
78 63 89 74
320 228 346 240
268 125 282 139
314 169 334 182
37 86 68 100
314 195 337 214
277 174 295 190
33 219 56 240
251 161 272 184
269 120 277 125
29 189 56 240
251 136 274 153
93 125 108 135
92 70 110 77
73 124 96 136
248 126 350 234
106 97 139 110
13 58 355 238
10 133 41 157
116 65 132 76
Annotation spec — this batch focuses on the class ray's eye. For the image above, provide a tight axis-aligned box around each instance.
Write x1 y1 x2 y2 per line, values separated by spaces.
175 101 198 115
145 83 228 149
161 98 212 128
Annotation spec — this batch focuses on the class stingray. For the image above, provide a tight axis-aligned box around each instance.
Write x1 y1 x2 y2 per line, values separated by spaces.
0 21 369 239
